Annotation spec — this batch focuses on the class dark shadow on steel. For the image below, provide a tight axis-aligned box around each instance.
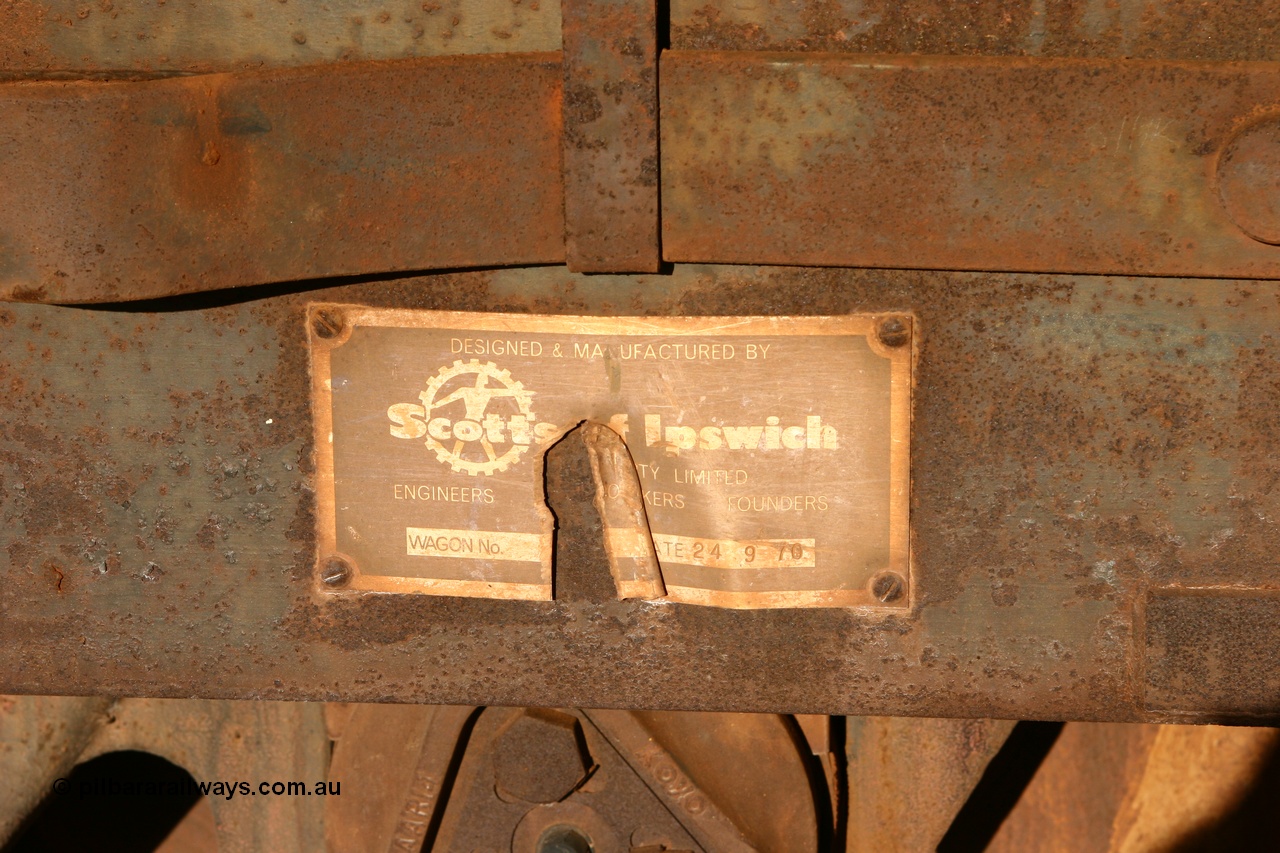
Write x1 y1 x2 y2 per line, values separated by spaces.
3 751 201 853
1169 739 1280 852
830 716 848 852
419 708 486 853
64 264 567 313
937 721 1065 853
781 714 838 853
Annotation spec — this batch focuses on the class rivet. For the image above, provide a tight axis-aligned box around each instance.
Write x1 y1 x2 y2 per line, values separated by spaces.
1217 116 1280 245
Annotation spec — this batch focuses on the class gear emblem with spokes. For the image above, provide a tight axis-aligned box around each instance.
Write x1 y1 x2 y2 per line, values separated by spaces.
420 360 536 475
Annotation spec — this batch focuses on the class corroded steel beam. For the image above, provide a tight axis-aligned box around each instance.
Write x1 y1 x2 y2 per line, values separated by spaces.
0 53 565 303
14 50 1280 298
1 266 1278 722
661 52 1280 279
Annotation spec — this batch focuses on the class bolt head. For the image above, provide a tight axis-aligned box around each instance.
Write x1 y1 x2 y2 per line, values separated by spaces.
1217 116 1280 245
312 308 345 340
320 556 351 587
871 571 905 603
877 316 910 348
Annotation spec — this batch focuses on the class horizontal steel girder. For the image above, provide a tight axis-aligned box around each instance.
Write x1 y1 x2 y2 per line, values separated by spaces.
9 53 1280 299
0 53 566 303
0 266 1277 722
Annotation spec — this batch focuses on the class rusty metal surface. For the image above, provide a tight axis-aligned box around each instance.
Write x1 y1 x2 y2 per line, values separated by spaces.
662 52 1280 278
561 0 660 272
671 0 1280 61
12 45 1280 297
1144 590 1280 718
433 708 710 851
2 264 1280 722
0 53 564 303
432 706 823 852
1216 116 1280 245
6 0 1280 82
4 698 1277 850
0 0 561 79
0 696 328 852
327 704 474 852
985 722 1280 852
595 709 821 852
846 717 1015 852
10 0 1277 76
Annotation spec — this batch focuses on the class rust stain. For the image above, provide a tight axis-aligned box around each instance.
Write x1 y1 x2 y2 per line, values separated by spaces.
0 1 53 72
46 561 64 593
562 0 661 272
0 53 565 304
660 51 1280 278
671 0 1280 62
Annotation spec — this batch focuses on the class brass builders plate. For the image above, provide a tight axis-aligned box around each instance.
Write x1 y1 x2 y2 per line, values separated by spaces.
310 309 912 609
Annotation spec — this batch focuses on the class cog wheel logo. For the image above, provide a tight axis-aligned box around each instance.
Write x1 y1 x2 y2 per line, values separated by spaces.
419 359 536 476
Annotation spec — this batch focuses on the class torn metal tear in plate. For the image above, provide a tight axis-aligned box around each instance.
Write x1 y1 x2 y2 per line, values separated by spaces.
309 307 912 609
